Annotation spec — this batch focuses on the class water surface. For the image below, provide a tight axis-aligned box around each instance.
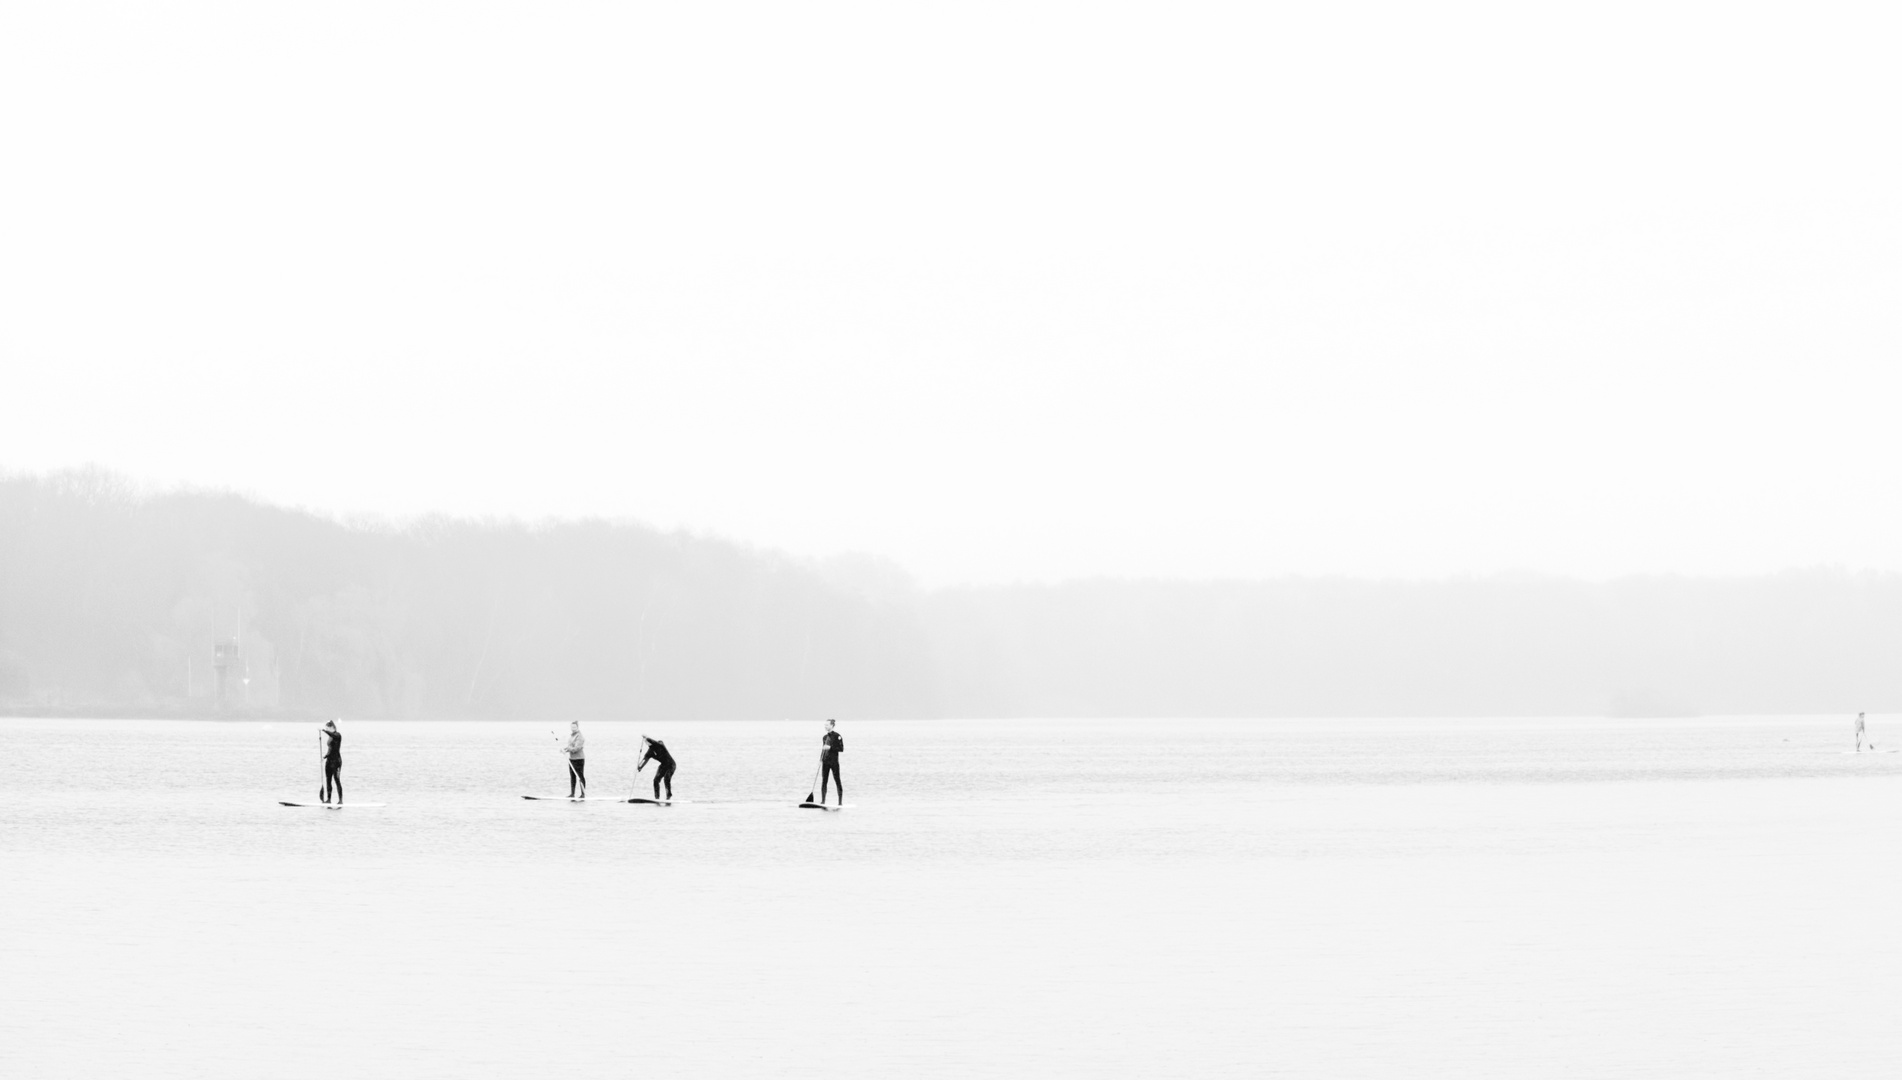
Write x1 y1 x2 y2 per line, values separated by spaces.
3 716 1898 1077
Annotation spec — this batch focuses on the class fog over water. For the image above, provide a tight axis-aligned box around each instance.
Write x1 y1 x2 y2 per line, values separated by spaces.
4 2 1897 1076
7 469 1902 720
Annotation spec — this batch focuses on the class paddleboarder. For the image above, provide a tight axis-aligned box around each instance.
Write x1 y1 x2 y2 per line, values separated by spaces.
564 720 587 798
1856 711 1867 752
636 736 677 801
319 719 343 804
819 718 844 805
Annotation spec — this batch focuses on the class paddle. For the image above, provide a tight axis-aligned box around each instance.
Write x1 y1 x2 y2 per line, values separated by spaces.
552 728 585 798
803 752 823 804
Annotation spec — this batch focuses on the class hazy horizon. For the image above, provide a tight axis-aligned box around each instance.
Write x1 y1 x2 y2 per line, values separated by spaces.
8 7 1899 1078
8 468 1901 720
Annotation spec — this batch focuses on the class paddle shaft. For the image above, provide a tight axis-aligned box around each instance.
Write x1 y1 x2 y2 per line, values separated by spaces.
553 729 585 793
317 727 342 799
804 752 824 803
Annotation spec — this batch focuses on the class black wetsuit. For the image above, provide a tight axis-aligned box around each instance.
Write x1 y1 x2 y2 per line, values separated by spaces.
639 739 676 799
322 730 343 803
820 730 843 804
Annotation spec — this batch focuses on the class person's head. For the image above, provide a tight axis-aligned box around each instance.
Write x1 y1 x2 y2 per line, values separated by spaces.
326 719 338 731
826 718 836 730
571 721 580 731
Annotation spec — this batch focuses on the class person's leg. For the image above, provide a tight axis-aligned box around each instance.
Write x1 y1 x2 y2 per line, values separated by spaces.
662 764 674 799
820 761 831 803
575 759 585 797
569 760 579 797
652 768 663 799
328 762 343 804
823 760 841 804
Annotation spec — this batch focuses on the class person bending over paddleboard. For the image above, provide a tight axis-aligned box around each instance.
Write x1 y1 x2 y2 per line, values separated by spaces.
819 718 844 805
564 721 587 798
637 736 676 800
319 719 344 804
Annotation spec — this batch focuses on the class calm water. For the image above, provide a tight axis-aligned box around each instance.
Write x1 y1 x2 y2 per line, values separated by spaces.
3 715 1900 1077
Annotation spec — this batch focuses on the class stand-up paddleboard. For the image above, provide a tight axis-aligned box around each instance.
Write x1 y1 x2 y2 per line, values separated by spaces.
280 801 385 808
798 801 852 812
624 797 674 805
522 794 590 801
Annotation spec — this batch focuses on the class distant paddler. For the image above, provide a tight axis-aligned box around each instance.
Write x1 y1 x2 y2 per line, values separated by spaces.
818 718 844 806
319 719 344 804
563 721 587 798
1856 712 1867 752
636 736 677 801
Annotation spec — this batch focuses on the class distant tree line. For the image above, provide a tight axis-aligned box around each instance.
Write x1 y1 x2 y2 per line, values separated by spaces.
4 468 1900 718
0 469 929 719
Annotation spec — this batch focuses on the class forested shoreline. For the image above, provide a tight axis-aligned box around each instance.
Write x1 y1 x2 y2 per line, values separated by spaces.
0 469 929 720
5 469 1901 719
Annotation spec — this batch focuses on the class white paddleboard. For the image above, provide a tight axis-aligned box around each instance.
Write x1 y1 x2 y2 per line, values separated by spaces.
624 797 674 805
280 801 385 808
522 794 590 801
798 801 853 812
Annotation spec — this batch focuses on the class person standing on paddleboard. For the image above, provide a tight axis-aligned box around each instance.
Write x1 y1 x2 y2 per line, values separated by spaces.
564 721 587 798
1856 711 1867 752
819 718 844 805
319 719 344 804
637 736 676 800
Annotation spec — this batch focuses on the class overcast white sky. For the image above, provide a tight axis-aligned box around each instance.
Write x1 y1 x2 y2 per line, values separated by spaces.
1 2 1896 586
